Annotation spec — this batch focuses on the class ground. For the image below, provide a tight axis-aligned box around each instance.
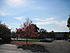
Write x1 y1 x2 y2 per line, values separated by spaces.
0 40 70 53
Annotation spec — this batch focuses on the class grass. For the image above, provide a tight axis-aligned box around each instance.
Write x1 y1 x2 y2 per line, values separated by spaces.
11 39 40 45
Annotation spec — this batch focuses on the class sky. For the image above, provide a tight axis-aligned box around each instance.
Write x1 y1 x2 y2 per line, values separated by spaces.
0 0 70 32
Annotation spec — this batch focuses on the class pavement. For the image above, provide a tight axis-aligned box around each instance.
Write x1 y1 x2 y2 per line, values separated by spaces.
44 40 70 53
0 40 70 53
0 44 32 53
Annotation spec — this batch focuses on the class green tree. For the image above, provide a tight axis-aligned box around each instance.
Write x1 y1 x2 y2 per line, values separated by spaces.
0 23 11 43
38 29 47 39
67 15 70 32
11 31 16 40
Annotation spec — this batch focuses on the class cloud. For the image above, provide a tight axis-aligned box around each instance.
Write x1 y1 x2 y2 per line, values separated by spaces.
33 17 56 24
36 21 51 25
6 23 12 29
5 22 21 31
14 16 23 20
33 17 68 32
6 0 30 7
14 16 25 20
33 17 66 26
54 20 67 27
0 10 10 16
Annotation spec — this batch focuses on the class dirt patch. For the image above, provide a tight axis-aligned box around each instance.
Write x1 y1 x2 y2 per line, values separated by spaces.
11 41 33 45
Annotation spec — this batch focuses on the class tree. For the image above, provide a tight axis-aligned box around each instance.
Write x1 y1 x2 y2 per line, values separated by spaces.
38 29 47 39
16 18 39 44
11 31 16 40
16 19 39 38
67 15 70 32
39 29 46 33
0 23 11 43
50 30 55 38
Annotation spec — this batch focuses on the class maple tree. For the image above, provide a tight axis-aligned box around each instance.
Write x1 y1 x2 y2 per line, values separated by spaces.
16 18 39 39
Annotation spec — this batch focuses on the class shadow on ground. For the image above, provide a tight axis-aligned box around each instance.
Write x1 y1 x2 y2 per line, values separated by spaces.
0 40 11 45
17 44 50 53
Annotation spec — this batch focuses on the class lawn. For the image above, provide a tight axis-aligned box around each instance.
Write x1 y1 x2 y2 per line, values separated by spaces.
11 39 40 45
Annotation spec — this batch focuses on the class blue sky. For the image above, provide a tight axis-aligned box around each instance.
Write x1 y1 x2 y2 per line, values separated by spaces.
0 0 70 32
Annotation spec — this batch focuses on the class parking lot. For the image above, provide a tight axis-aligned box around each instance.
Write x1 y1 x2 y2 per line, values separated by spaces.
0 40 70 53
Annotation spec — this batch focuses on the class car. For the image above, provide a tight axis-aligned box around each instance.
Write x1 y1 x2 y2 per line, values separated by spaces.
40 38 54 42
67 39 70 42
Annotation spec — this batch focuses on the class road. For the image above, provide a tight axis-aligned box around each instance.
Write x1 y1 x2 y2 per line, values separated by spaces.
0 40 70 53
0 44 32 53
44 40 70 53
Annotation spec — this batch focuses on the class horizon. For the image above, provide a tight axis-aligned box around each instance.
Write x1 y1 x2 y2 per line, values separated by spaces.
0 0 70 32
